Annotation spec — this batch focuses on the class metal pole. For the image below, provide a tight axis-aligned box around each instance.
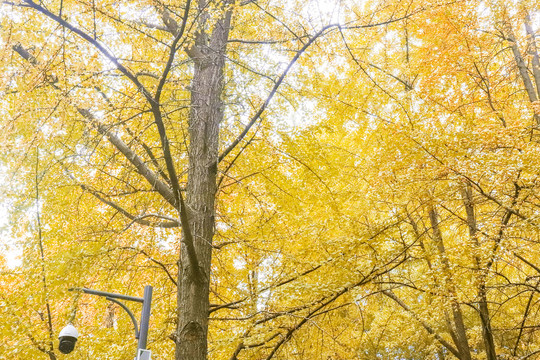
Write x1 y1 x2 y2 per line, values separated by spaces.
71 287 144 303
137 285 153 351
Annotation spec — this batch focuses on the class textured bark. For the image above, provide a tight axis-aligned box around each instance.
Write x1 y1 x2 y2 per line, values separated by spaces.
175 2 233 360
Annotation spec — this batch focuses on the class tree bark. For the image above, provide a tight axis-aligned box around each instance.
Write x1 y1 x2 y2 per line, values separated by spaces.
176 2 233 360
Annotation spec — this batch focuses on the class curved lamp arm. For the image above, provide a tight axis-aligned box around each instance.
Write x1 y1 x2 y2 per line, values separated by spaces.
105 296 140 339
69 285 153 353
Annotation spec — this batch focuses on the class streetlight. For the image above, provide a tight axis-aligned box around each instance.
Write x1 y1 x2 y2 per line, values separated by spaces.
62 285 153 360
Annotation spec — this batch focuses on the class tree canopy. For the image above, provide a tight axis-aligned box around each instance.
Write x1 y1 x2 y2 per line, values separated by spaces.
3 0 540 359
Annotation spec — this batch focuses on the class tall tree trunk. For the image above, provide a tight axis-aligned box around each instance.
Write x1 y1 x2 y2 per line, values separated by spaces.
176 2 233 360
429 207 472 360
460 184 497 360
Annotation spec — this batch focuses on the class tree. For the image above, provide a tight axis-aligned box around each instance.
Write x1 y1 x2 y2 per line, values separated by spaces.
13 0 540 359
296 1 540 358
1 0 416 359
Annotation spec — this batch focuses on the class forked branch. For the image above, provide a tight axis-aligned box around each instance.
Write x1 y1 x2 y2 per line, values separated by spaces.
219 9 422 163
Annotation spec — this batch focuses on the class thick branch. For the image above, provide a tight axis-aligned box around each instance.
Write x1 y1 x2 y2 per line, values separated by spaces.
429 206 471 360
513 278 540 356
65 167 179 228
22 0 200 278
460 183 497 360
514 253 540 275
486 182 520 271
13 42 38 64
122 125 171 185
150 3 202 275
383 290 461 358
77 108 178 208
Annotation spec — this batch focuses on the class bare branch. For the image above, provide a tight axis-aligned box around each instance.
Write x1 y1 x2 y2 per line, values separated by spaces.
209 262 325 314
22 0 155 103
65 168 179 228
219 24 336 162
383 290 461 358
514 253 540 276
77 108 178 208
123 213 180 229
155 0 192 102
219 9 421 163
119 246 177 285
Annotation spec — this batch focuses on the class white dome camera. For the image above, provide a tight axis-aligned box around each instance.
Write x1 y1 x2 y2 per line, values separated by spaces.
58 324 79 354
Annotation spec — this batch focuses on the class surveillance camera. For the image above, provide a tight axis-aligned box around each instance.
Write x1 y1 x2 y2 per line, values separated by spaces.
58 324 79 354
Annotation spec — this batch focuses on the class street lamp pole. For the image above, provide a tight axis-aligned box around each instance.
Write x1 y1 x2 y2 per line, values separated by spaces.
69 285 153 359
137 285 153 352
